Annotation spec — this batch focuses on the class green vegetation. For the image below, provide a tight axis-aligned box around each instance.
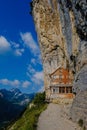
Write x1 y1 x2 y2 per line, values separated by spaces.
33 92 45 105
83 126 86 130
8 92 47 130
78 119 83 127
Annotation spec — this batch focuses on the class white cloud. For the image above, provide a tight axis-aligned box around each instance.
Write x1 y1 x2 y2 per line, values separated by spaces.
32 71 44 85
11 42 20 49
0 36 24 56
0 79 9 85
27 65 36 74
0 79 20 87
31 57 42 65
20 32 39 55
31 58 36 65
12 80 21 86
26 63 44 86
22 81 31 88
33 71 43 81
15 48 24 56
11 42 24 56
0 79 30 88
20 32 42 64
0 36 11 53
37 55 42 65
26 64 36 78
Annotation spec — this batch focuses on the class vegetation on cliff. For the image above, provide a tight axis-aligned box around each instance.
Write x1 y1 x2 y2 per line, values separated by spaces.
8 92 47 130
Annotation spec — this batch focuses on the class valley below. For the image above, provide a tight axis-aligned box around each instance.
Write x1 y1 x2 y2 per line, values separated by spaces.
0 88 35 130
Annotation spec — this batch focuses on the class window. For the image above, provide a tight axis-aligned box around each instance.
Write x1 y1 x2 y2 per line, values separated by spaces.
53 75 57 79
66 87 72 93
59 87 72 94
59 87 65 93
69 87 72 93
66 87 69 93
53 75 59 79
53 88 59 93
62 87 65 93
59 75 64 80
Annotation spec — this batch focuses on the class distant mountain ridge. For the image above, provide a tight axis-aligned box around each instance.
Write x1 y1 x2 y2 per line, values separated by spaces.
0 88 35 106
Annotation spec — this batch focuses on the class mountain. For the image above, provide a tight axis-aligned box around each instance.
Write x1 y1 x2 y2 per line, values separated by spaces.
0 88 35 129
8 92 47 130
32 0 87 128
0 88 35 106
0 96 24 129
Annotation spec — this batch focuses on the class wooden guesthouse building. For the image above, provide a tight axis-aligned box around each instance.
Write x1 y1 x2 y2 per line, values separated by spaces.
47 67 74 100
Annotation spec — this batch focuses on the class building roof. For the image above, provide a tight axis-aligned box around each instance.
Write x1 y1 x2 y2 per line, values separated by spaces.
49 66 69 76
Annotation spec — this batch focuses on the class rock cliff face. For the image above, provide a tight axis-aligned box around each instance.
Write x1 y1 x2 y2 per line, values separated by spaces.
32 0 87 127
70 90 87 128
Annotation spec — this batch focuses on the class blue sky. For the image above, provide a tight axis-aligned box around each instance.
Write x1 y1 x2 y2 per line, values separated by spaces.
0 0 44 93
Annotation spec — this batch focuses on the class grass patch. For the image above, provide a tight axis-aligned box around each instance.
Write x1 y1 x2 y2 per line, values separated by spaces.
8 92 47 130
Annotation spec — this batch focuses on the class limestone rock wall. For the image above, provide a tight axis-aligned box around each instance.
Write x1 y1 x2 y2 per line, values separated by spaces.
32 0 87 127
32 0 79 95
70 90 87 129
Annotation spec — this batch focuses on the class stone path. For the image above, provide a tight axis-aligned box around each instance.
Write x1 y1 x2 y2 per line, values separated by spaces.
37 103 81 130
